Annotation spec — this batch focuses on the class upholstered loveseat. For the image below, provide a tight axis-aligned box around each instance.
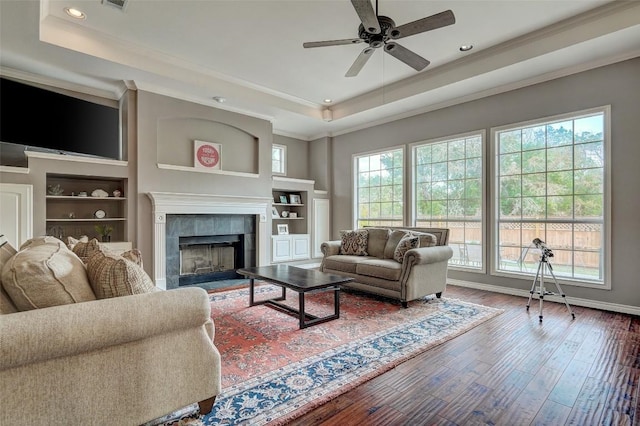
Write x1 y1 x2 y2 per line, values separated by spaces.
0 236 221 425
320 227 453 307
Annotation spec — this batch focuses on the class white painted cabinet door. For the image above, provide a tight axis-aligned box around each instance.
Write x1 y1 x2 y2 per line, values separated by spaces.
312 199 330 258
272 235 292 262
272 234 310 262
291 234 310 260
0 183 33 248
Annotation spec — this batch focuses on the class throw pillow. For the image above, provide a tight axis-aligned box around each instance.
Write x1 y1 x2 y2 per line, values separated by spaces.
121 249 144 268
1 238 96 311
408 231 438 248
19 235 67 250
71 238 102 263
384 230 409 259
86 248 156 299
67 235 89 250
394 235 419 263
0 237 18 314
339 229 369 256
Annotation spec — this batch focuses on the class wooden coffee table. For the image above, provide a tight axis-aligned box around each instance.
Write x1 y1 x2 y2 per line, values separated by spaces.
236 265 353 329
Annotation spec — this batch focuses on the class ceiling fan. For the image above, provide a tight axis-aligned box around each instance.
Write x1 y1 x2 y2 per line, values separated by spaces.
303 0 455 77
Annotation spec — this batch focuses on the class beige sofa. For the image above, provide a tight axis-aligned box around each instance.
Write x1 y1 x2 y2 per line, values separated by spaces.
0 236 221 425
320 227 453 307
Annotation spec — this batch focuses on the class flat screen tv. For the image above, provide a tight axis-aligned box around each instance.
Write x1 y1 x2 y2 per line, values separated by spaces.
0 77 121 162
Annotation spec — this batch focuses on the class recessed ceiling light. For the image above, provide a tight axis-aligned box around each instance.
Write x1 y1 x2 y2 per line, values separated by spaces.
212 96 226 103
64 7 86 19
459 45 473 52
323 99 333 104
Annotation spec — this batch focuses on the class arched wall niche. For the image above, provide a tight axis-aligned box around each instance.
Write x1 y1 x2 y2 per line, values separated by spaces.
157 117 258 174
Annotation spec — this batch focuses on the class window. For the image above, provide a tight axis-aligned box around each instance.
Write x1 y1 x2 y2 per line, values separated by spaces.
272 144 286 175
494 107 609 286
354 148 404 228
412 132 484 269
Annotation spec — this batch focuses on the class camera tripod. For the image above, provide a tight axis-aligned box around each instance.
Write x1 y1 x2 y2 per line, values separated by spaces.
526 254 575 322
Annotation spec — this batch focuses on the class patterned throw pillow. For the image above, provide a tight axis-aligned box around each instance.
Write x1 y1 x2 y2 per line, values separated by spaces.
67 235 89 250
71 238 102 263
121 249 144 268
339 229 369 256
86 248 157 299
394 235 419 263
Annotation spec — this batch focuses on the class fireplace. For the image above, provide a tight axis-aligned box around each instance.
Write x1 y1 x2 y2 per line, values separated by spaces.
148 192 271 290
178 234 244 285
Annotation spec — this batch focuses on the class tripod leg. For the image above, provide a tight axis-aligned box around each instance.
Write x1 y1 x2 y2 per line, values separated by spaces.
546 264 576 320
538 265 545 322
527 261 542 311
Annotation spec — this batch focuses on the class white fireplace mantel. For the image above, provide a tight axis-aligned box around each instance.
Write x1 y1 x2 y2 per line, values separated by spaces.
147 192 272 289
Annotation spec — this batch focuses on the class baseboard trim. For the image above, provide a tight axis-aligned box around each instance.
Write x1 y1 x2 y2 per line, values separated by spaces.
448 278 640 316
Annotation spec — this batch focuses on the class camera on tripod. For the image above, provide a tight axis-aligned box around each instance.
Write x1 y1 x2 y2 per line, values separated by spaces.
532 238 554 260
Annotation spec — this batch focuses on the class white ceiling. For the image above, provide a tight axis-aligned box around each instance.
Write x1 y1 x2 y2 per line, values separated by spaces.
1 0 639 140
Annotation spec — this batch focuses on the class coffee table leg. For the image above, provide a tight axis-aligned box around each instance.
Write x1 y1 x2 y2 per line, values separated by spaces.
299 292 306 329
249 278 255 306
334 288 340 319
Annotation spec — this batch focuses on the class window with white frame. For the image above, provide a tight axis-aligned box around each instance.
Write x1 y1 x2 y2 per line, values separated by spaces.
354 148 404 228
494 107 608 286
413 133 484 269
272 144 286 175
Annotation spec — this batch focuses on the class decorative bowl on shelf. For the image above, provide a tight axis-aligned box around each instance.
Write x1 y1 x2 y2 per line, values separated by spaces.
47 184 64 196
91 189 109 198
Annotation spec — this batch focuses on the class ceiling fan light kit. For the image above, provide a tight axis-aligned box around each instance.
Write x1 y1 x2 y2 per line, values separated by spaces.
303 0 455 77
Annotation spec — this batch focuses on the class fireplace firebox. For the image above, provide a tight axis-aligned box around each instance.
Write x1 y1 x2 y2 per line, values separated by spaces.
178 234 244 285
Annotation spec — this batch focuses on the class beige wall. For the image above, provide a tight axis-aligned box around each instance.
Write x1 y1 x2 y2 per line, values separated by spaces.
273 134 309 180
134 91 275 266
329 58 640 308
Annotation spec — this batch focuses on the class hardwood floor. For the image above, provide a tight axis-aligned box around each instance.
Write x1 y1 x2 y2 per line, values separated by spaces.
288 285 640 426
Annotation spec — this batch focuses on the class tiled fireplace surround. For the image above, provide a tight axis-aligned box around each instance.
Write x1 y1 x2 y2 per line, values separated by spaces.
147 192 271 290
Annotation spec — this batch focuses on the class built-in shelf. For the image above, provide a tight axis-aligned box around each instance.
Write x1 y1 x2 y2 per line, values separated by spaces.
46 174 128 242
46 218 126 222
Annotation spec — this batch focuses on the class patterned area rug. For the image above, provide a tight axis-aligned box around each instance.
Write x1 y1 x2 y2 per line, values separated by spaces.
154 284 502 425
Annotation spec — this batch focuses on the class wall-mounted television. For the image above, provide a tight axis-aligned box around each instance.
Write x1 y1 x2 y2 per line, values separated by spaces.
0 77 121 165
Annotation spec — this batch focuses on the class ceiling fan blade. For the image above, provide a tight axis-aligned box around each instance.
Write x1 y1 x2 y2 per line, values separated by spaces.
384 42 430 71
303 38 363 48
351 0 381 34
390 10 455 40
345 47 376 77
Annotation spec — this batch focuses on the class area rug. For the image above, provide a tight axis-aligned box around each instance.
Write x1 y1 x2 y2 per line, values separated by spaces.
154 284 502 425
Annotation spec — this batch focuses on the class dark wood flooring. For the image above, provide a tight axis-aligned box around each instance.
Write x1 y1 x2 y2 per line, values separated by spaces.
286 285 640 426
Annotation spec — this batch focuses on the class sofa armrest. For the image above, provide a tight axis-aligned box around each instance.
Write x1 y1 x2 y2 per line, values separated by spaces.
321 240 341 257
0 287 213 370
403 245 454 266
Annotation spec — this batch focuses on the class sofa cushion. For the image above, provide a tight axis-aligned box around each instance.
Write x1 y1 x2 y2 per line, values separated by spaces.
365 228 390 258
355 258 402 281
339 229 369 256
1 237 96 311
323 255 371 274
383 230 409 259
86 248 157 299
0 238 18 314
394 235 419 263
